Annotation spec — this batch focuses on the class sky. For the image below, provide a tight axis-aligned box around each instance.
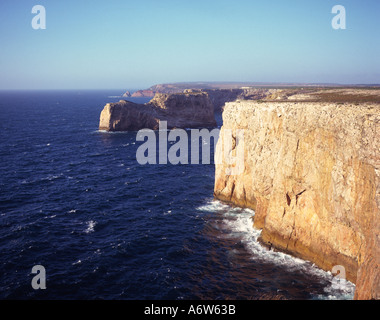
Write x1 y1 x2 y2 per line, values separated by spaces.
0 0 379 90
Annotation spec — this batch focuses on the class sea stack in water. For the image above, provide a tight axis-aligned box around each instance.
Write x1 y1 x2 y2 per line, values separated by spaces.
214 99 380 299
99 92 216 131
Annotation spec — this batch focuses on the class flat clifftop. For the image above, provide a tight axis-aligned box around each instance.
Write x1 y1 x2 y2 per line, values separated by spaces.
273 88 380 103
99 92 216 131
214 100 380 299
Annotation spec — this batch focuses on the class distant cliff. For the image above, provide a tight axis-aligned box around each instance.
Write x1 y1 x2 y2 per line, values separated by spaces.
204 88 279 111
145 84 285 111
141 87 282 111
99 92 216 131
214 99 380 299
131 83 380 111
131 90 155 98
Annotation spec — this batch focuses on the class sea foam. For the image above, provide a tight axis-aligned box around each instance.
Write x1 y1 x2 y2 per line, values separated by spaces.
196 199 355 300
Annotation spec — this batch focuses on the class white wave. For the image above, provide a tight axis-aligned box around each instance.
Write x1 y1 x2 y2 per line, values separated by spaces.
314 277 356 300
196 200 231 212
43 174 63 181
84 220 97 234
94 130 132 134
44 214 56 219
196 199 355 300
21 173 63 185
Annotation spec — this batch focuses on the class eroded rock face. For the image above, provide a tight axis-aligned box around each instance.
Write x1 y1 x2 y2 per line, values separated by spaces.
99 92 216 131
214 100 380 299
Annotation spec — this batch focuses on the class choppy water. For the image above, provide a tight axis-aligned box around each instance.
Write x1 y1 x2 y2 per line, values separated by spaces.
0 91 354 299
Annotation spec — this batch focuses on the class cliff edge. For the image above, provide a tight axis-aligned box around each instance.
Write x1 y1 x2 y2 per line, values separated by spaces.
214 100 379 299
99 92 216 131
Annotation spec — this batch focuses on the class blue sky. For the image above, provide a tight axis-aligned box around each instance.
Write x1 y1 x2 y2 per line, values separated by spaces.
0 0 379 89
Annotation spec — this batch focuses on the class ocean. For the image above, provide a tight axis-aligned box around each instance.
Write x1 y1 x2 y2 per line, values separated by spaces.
0 90 355 300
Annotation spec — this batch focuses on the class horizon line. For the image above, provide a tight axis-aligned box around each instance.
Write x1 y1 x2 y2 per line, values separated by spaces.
1 81 380 91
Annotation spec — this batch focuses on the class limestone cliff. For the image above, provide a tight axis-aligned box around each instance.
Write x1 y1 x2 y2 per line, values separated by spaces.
214 100 379 299
99 92 216 131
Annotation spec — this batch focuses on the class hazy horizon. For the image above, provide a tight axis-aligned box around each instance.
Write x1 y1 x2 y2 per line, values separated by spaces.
1 0 379 90
1 80 380 92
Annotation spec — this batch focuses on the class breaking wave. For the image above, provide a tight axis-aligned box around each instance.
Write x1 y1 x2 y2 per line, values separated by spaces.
196 199 355 300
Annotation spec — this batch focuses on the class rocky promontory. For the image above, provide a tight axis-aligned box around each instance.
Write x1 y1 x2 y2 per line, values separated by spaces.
214 98 380 299
99 92 216 131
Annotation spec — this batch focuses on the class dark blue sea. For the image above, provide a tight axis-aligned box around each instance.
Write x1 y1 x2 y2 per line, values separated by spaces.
0 90 355 300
